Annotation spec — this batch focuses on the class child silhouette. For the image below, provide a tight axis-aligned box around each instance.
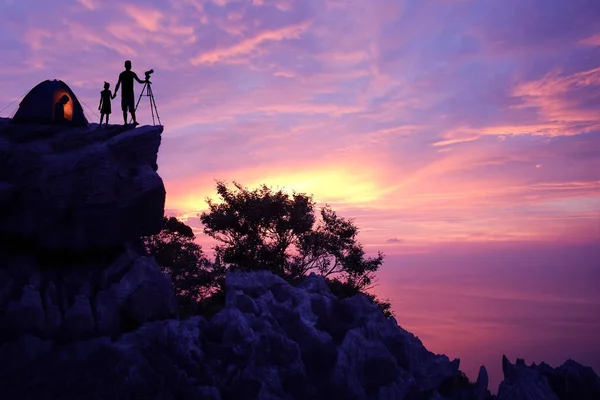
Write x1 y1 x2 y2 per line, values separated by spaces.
98 81 113 128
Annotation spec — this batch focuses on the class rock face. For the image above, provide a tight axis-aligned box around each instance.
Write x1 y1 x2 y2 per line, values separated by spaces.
0 118 165 251
0 241 178 343
497 356 600 400
0 271 472 400
3 267 596 400
0 121 176 358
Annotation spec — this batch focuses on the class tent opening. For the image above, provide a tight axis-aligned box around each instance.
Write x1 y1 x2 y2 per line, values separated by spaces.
53 90 73 122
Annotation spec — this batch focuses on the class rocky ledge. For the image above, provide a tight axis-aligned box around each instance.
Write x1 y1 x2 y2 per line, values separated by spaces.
0 118 165 251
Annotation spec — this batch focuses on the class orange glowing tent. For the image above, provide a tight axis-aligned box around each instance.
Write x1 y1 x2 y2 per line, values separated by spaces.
11 79 88 127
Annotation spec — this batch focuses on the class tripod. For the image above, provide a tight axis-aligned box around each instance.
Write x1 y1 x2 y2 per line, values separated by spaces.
132 80 161 126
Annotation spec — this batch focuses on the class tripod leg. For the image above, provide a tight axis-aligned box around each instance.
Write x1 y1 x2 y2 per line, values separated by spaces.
148 85 161 126
132 83 147 125
147 85 156 125
152 95 161 125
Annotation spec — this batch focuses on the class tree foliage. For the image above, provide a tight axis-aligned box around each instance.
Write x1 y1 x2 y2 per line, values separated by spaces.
144 182 393 318
142 216 223 316
200 181 384 291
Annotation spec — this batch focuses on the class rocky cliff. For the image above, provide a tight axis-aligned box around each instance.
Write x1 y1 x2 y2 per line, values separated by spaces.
0 120 598 400
0 118 164 251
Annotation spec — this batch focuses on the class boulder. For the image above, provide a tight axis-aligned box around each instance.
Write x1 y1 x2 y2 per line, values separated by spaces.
108 256 178 325
498 355 559 400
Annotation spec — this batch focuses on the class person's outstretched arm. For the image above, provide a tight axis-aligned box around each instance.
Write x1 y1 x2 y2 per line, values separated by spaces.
134 73 145 84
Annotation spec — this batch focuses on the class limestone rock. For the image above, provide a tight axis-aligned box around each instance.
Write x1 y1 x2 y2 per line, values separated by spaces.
0 269 13 310
109 256 177 325
0 270 598 399
500 357 600 400
42 282 62 337
498 355 560 400
0 120 165 251
0 242 177 342
3 285 45 336
63 294 95 340
475 365 490 400
94 290 121 336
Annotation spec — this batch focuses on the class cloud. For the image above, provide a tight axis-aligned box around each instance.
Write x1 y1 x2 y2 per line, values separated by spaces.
23 28 52 51
62 21 137 56
510 67 600 134
433 128 481 147
122 4 165 32
579 33 600 47
190 21 312 65
76 0 97 10
469 0 600 53
386 238 404 244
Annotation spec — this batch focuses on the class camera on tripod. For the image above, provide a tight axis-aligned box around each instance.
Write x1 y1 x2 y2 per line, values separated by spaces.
144 69 154 82
132 68 161 126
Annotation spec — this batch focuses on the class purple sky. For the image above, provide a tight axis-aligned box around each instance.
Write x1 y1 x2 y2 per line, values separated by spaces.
1 0 599 391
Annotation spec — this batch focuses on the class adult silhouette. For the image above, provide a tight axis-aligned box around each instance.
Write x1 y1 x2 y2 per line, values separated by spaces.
54 94 69 123
113 60 145 126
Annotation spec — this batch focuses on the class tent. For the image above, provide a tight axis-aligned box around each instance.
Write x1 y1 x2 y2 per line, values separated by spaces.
11 79 88 127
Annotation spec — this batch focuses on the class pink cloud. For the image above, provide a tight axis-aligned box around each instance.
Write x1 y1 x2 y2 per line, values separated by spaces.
512 67 600 128
23 28 52 50
579 33 600 47
190 21 312 65
76 0 97 10
122 4 165 32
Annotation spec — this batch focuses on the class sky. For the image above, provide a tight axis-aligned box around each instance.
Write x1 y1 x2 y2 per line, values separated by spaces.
1 0 599 392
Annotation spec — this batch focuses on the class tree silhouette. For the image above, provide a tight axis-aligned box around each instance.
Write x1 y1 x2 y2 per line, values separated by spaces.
143 182 393 319
142 216 223 316
200 181 384 290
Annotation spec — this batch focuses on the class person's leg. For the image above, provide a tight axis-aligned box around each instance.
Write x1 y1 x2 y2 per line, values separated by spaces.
99 114 104 128
106 114 110 128
128 97 137 125
121 97 128 125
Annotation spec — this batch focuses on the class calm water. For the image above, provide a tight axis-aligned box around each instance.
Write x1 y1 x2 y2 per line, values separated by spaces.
375 242 600 393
